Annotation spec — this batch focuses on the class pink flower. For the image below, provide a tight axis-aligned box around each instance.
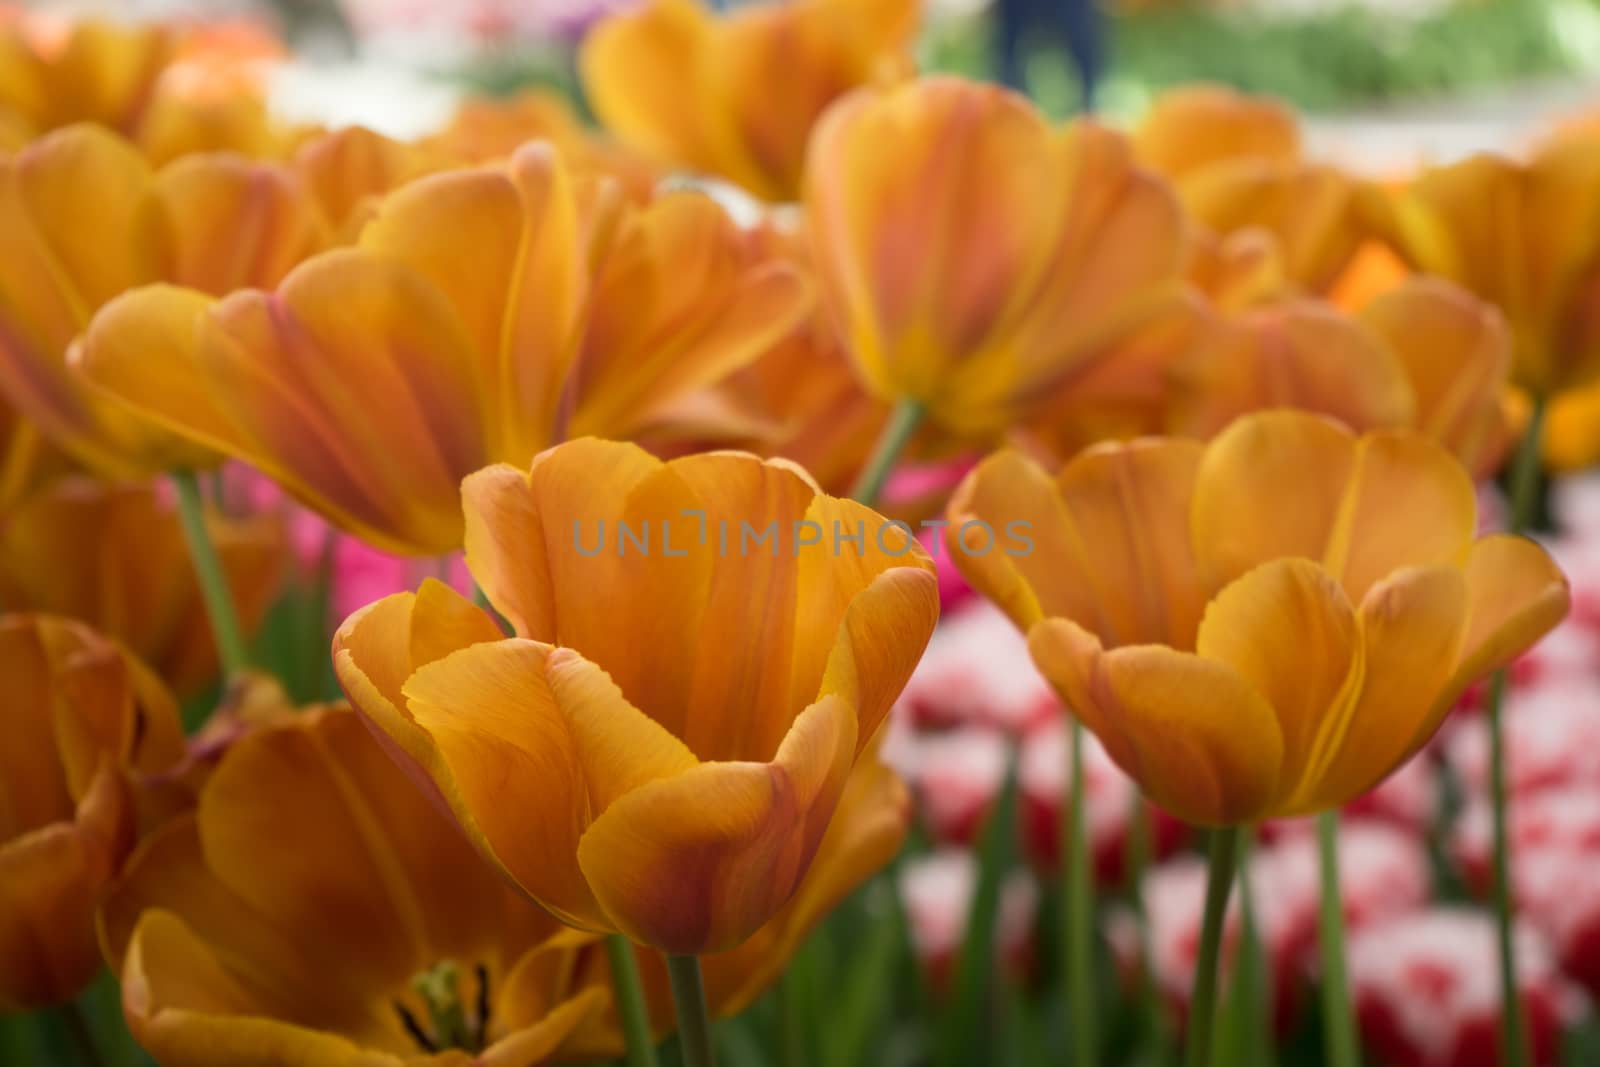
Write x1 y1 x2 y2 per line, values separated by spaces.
897 600 1059 733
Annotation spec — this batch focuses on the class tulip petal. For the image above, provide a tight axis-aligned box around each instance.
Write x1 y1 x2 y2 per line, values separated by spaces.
577 693 856 953
122 910 389 1067
1192 410 1357 592
1195 558 1361 809
398 639 603 930
1027 618 1282 825
1291 565 1467 814
1323 430 1477 603
1444 535 1571 699
0 763 132 1011
949 440 1205 649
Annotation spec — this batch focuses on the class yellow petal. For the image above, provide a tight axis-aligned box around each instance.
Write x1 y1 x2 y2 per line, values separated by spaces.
1290 565 1468 814
948 440 1205 650
1443 535 1571 700
1192 410 1358 592
1322 430 1478 603
1194 558 1362 811
1027 618 1282 825
577 693 856 953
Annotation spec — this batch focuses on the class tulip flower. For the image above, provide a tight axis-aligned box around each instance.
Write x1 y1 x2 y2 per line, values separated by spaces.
0 614 185 1011
1365 139 1600 396
334 439 939 954
0 124 332 479
805 76 1186 442
0 401 65 513
948 410 1568 826
1169 279 1512 478
1133 84 1302 183
0 479 287 696
76 143 809 555
582 0 920 201
291 125 448 239
0 13 285 159
97 706 611 1066
1134 85 1366 295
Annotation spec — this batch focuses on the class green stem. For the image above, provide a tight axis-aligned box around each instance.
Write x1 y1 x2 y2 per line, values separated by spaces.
1127 800 1170 1064
1482 393 1547 1067
1185 828 1241 1067
57 1001 104 1067
604 935 659 1067
848 399 925 508
171 469 249 676
1316 812 1360 1067
666 955 717 1067
1065 720 1098 1064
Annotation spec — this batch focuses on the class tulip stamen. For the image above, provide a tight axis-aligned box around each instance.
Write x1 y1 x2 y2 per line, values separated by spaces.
402 960 484 1053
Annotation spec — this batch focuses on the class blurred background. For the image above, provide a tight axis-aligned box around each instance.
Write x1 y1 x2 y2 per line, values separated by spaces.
11 0 1600 169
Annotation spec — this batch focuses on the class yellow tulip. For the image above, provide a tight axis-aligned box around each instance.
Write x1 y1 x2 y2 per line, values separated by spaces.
0 614 185 1011
97 706 611 1066
0 124 332 478
334 440 938 953
1543 380 1600 472
0 478 287 696
75 143 809 554
948 410 1568 826
805 76 1186 439
1366 139 1600 395
582 0 919 201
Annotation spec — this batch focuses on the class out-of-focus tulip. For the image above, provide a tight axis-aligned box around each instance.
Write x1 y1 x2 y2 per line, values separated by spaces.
97 706 611 1066
292 124 449 240
1170 278 1513 479
582 0 919 201
334 440 939 953
1133 84 1301 182
1543 380 1600 473
76 144 809 555
1357 278 1514 478
0 124 332 479
0 479 286 696
0 13 286 159
1365 140 1600 395
805 77 1186 440
898 600 1058 733
1134 85 1364 294
1167 299 1416 442
0 399 65 512
949 410 1569 825
427 92 663 201
1444 680 1600 799
0 614 184 1011
1349 910 1578 1067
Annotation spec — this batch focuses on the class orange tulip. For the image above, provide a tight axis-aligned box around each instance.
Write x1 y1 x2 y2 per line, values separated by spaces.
1135 85 1366 294
334 440 938 953
0 124 332 478
1543 381 1600 473
293 124 451 240
948 410 1568 826
76 143 809 554
0 478 287 696
1133 84 1301 182
97 706 611 1066
0 398 66 512
1167 279 1512 479
582 0 919 201
1365 139 1600 395
0 614 185 1011
428 92 663 202
0 13 285 159
805 76 1186 439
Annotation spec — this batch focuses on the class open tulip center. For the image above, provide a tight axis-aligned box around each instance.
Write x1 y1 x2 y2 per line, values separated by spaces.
395 959 490 1054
